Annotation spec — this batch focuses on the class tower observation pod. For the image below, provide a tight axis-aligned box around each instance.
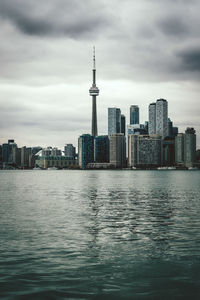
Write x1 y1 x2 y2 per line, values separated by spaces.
89 46 99 137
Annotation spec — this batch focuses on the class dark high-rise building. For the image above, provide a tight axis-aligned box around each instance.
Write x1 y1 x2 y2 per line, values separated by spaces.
94 135 109 163
175 133 185 166
167 118 173 137
184 127 196 168
172 127 178 137
121 114 126 135
162 137 175 166
78 134 94 169
89 47 99 137
21 146 32 168
108 107 121 137
64 144 76 159
2 140 17 166
0 145 2 167
130 105 139 125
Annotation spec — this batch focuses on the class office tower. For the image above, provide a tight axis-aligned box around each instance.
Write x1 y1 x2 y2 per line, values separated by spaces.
2 139 17 167
78 134 94 169
162 137 175 166
184 127 196 168
172 127 178 137
13 147 21 168
108 107 121 137
89 47 99 137
148 103 156 135
128 134 162 168
130 105 139 125
144 121 149 133
156 99 168 138
175 133 185 166
167 118 173 137
64 144 76 159
21 146 32 168
94 135 109 163
109 133 126 168
121 114 126 135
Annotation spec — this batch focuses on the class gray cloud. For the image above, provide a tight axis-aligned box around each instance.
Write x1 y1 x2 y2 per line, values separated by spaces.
0 0 111 38
177 48 200 72
0 0 200 148
157 16 189 37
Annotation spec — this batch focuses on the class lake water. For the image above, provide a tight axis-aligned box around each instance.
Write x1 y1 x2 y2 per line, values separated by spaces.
0 170 200 299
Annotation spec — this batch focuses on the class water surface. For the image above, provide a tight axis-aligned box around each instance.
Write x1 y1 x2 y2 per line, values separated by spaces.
0 170 200 299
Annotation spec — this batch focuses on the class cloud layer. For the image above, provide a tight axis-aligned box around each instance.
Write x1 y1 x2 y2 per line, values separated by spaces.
0 0 200 148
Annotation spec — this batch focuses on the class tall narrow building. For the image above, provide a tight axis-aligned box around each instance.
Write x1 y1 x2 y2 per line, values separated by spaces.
89 47 99 137
156 98 168 138
148 103 156 135
130 105 139 125
108 107 121 137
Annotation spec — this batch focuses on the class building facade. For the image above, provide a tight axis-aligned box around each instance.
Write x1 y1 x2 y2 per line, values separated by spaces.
121 114 126 135
156 99 168 138
94 135 109 163
148 103 156 135
184 127 196 168
162 137 175 166
64 144 76 159
130 105 139 125
78 134 94 169
128 134 162 168
108 108 121 137
175 133 185 166
35 147 77 169
109 133 126 168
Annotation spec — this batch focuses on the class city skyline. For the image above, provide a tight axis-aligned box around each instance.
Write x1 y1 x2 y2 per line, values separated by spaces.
0 0 200 148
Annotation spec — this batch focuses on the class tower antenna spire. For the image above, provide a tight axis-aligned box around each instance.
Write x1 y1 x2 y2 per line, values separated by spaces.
93 46 96 69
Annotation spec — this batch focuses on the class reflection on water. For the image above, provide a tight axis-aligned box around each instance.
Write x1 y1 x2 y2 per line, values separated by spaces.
0 170 200 299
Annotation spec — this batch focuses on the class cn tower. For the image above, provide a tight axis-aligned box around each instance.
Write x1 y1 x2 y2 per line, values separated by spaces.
89 47 99 136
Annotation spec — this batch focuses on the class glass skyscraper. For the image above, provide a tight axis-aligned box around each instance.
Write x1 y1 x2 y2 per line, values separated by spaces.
108 108 121 137
78 134 94 169
130 105 139 125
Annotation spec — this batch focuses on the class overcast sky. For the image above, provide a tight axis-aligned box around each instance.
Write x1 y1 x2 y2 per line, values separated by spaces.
0 0 200 149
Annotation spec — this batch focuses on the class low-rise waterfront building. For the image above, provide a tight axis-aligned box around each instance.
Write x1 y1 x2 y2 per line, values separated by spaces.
35 147 77 169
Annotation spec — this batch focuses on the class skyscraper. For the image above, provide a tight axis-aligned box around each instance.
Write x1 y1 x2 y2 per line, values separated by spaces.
184 127 196 168
89 47 99 137
64 144 76 159
78 134 94 169
156 99 168 138
108 107 121 137
175 133 185 166
94 135 109 163
130 105 139 124
109 133 126 168
121 114 126 135
148 103 156 135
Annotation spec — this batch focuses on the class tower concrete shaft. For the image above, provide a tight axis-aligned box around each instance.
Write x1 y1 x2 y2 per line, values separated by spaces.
89 47 99 137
